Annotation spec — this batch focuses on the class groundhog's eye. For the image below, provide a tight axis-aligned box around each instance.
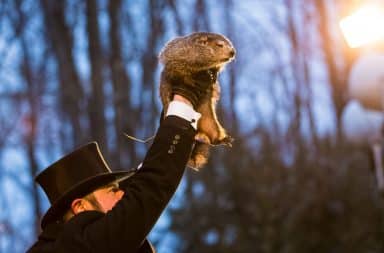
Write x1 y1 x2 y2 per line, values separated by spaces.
197 36 208 45
216 40 225 48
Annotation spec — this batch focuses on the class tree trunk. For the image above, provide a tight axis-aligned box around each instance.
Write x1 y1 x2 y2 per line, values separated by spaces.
315 0 350 143
20 28 43 238
85 0 107 152
139 0 165 135
285 0 306 166
193 0 211 31
107 0 137 168
40 0 86 150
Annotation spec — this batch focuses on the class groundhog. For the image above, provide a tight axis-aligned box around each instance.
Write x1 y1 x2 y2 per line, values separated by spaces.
159 32 236 170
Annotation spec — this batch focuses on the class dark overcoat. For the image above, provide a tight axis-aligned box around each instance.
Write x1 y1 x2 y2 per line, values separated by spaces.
27 116 195 253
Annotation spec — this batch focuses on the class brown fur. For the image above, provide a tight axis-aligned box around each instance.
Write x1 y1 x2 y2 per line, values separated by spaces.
159 32 236 170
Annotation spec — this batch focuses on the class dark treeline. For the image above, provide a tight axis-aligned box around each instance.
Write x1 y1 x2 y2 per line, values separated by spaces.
0 0 382 252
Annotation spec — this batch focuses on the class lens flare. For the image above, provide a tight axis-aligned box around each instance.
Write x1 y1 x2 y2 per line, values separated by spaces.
339 5 384 48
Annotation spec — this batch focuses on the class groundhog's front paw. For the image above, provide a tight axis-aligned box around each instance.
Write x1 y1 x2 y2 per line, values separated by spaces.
213 135 234 147
194 133 211 144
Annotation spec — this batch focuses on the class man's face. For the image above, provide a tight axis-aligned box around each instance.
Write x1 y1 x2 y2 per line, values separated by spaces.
87 182 125 213
67 182 125 219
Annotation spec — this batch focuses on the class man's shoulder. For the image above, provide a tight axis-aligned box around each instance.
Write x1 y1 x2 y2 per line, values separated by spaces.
26 211 104 253
67 211 104 226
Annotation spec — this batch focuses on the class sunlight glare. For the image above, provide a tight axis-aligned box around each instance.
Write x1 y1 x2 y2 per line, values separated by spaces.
339 4 384 48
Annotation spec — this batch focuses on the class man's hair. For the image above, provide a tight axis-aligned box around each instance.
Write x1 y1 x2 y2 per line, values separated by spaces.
62 181 121 222
84 193 103 211
62 192 103 222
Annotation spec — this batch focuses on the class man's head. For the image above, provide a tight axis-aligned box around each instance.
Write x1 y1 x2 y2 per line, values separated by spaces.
35 142 135 228
63 181 125 221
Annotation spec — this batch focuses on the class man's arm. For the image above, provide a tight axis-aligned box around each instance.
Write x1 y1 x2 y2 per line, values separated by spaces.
81 97 199 252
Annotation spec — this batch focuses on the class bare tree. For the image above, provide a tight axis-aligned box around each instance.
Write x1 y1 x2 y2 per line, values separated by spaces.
85 0 107 151
138 0 166 136
192 0 211 31
166 0 184 35
18 26 44 240
315 0 356 142
107 0 137 168
40 0 86 150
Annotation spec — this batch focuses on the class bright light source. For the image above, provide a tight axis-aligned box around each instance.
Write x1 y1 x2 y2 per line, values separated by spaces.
339 5 384 48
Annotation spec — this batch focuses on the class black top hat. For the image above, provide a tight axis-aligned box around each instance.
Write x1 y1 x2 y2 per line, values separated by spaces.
36 142 135 228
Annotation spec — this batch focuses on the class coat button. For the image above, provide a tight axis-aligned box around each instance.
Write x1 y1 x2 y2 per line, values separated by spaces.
168 144 176 154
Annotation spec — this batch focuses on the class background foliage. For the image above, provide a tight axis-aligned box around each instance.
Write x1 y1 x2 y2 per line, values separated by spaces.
0 0 383 252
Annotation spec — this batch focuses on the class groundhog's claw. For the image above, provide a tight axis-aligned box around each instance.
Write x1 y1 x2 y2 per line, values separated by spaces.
212 135 234 147
224 136 234 147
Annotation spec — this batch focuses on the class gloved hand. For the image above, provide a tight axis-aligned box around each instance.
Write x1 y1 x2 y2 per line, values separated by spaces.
171 69 218 108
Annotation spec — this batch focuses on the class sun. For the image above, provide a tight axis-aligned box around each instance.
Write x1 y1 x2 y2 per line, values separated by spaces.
339 4 384 48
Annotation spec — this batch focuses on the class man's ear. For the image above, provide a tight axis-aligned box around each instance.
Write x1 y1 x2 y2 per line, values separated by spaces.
71 198 86 215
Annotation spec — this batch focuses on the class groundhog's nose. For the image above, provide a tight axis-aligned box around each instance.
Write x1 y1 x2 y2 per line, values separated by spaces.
229 49 236 58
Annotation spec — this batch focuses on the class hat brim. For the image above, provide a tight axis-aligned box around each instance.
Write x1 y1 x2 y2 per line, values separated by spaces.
41 170 136 228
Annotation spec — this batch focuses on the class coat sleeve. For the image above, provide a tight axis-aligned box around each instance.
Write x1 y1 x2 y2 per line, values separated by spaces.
82 116 195 252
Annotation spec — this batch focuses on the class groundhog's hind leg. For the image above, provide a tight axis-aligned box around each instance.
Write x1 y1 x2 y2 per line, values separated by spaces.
197 96 233 146
187 143 210 170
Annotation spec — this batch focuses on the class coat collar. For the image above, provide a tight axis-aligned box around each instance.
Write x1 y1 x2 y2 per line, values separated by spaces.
38 222 64 241
38 211 102 241
38 211 155 253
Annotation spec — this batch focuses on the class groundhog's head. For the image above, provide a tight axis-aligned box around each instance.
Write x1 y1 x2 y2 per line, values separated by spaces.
159 32 236 71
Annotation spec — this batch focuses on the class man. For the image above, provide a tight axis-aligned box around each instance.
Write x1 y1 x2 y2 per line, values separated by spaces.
27 73 211 252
